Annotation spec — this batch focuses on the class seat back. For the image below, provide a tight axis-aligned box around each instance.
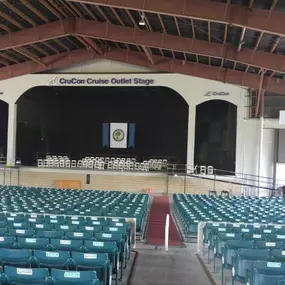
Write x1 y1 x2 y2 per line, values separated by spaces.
72 252 109 284
9 229 35 238
17 238 49 250
65 231 93 241
34 250 71 270
51 269 99 285
0 237 16 249
0 249 32 267
50 239 83 252
234 249 270 283
2 266 49 285
36 231 64 239
249 261 285 285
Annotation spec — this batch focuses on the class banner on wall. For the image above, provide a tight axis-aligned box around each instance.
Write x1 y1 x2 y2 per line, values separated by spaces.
102 123 135 148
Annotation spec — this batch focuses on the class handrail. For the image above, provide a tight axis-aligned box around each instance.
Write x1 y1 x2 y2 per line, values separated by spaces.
166 163 285 191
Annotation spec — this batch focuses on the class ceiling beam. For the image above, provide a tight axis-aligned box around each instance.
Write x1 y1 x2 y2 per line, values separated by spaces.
141 45 154 65
4 18 285 75
66 0 285 37
14 47 46 66
72 18 285 74
82 37 103 54
1 48 285 95
0 19 74 50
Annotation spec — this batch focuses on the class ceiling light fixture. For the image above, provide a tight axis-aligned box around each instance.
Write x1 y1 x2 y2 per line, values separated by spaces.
139 14 146 26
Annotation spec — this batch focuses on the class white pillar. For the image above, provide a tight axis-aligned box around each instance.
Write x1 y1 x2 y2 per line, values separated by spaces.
187 105 196 169
7 104 17 167
257 117 264 196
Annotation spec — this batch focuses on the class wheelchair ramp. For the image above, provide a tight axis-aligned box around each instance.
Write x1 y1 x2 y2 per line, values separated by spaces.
146 196 182 246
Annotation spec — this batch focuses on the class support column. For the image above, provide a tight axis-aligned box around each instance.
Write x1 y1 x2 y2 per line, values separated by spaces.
7 104 17 167
187 104 196 170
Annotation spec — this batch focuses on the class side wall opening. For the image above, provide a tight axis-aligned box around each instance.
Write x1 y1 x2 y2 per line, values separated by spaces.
0 101 8 160
194 99 237 172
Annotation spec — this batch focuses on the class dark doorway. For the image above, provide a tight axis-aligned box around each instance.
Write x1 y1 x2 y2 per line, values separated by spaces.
16 86 188 166
0 101 8 158
194 100 237 173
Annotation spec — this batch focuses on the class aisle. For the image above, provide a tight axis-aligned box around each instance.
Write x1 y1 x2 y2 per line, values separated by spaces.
146 195 182 246
129 247 212 285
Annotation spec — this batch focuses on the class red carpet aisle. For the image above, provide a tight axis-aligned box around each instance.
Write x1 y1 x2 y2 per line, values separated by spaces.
146 195 182 246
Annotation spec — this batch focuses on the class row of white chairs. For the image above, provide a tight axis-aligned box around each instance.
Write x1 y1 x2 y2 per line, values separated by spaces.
37 156 168 171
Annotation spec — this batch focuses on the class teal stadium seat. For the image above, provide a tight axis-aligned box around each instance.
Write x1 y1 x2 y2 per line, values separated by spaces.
0 266 49 285
33 250 71 270
9 229 35 238
232 248 270 284
50 269 99 285
0 249 32 267
72 252 111 285
65 231 93 241
36 231 64 240
221 240 253 285
0 237 16 249
248 261 285 285
17 237 49 251
84 240 119 282
50 239 83 252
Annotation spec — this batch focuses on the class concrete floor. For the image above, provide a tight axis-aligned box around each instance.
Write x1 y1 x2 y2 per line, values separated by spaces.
129 244 213 285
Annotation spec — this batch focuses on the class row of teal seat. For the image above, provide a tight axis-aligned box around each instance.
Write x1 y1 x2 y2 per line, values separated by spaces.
173 194 285 237
0 265 100 285
0 187 148 233
203 222 285 285
0 238 123 284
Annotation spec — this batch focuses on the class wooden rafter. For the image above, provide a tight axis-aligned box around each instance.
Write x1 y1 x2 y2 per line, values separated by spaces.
238 27 246 52
81 3 97 20
19 0 49 22
66 1 85 18
47 0 69 18
14 47 46 66
158 14 166 32
270 37 281 53
59 0 77 16
38 0 63 19
0 52 20 63
125 9 138 28
31 44 50 56
208 22 211 42
254 32 263 51
2 1 34 25
249 0 254 9
191 19 195 39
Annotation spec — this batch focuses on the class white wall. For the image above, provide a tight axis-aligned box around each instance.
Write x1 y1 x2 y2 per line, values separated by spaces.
0 71 248 172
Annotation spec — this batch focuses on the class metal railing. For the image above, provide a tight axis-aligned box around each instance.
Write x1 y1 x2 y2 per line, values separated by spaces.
166 164 285 195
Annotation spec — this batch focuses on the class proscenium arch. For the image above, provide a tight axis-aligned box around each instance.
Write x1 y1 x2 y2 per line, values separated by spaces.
194 99 237 173
16 85 189 166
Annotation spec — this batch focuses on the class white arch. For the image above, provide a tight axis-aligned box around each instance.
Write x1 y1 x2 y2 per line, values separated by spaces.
0 73 246 170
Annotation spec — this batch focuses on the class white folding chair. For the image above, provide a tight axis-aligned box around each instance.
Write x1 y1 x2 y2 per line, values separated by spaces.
71 160 77 168
48 159 54 168
77 160 83 168
65 160 71 168
207 166 214 175
37 159 43 168
200 165 206 175
54 160 59 168
59 159 65 168
88 160 94 169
